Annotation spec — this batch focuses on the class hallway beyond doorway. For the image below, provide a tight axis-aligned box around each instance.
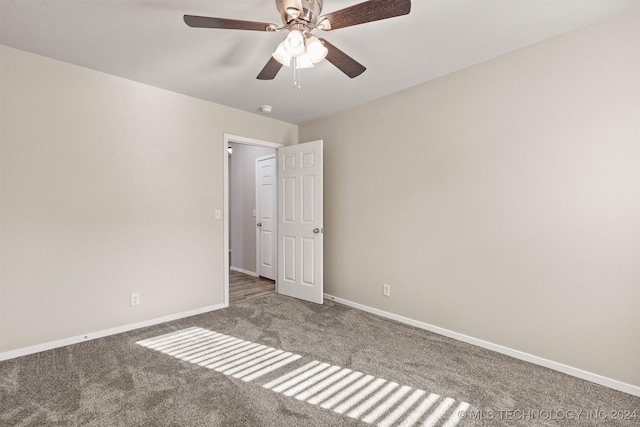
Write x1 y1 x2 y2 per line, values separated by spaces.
229 270 275 304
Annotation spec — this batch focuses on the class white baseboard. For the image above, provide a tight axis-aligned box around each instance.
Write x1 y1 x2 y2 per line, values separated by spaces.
0 303 227 362
324 293 640 397
230 266 259 277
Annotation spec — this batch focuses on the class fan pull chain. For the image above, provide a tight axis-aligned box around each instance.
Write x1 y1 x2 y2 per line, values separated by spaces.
293 57 302 90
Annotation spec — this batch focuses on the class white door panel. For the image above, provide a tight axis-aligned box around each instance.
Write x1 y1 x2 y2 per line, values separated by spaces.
277 140 323 304
256 155 276 280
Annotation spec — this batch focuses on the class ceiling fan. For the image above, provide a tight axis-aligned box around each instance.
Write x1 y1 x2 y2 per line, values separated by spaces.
184 0 412 82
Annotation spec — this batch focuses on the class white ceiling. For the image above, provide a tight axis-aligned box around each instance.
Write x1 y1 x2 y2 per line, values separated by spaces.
1 0 638 124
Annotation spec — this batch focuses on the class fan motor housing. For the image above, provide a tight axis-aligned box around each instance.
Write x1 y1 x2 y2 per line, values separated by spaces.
277 0 323 25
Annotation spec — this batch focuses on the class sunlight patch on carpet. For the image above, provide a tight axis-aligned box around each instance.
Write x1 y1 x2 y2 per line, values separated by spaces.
137 327 470 426
136 326 302 381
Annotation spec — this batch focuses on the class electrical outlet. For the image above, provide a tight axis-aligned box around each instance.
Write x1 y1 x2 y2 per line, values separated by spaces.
130 292 140 306
382 284 391 297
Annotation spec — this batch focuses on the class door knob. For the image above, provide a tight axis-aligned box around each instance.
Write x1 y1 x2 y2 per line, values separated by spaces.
257 222 262 227
313 228 320 234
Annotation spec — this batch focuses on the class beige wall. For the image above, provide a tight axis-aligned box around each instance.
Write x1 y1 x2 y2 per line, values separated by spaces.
229 143 275 273
0 45 297 352
300 12 640 387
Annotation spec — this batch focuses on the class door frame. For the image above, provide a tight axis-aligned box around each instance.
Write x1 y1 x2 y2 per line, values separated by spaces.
255 154 277 281
223 134 283 307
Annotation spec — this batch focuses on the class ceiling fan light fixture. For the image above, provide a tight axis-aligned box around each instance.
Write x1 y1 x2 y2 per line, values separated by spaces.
272 42 292 66
295 52 315 69
305 36 328 63
284 29 305 56
184 0 414 83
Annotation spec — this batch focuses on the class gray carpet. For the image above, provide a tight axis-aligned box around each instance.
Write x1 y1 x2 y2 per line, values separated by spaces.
1 294 638 426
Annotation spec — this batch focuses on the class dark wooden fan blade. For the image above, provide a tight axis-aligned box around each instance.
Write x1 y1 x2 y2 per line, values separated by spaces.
257 56 284 80
320 0 411 30
320 39 366 78
184 15 274 31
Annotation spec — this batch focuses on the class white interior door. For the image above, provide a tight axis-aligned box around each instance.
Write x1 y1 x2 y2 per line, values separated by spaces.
256 155 276 280
277 140 323 304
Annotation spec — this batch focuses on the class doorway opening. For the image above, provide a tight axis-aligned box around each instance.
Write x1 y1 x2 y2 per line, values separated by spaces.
224 134 282 306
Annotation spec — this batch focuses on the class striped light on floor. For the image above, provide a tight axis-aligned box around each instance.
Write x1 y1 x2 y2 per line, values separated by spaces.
137 327 470 426
136 327 301 382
